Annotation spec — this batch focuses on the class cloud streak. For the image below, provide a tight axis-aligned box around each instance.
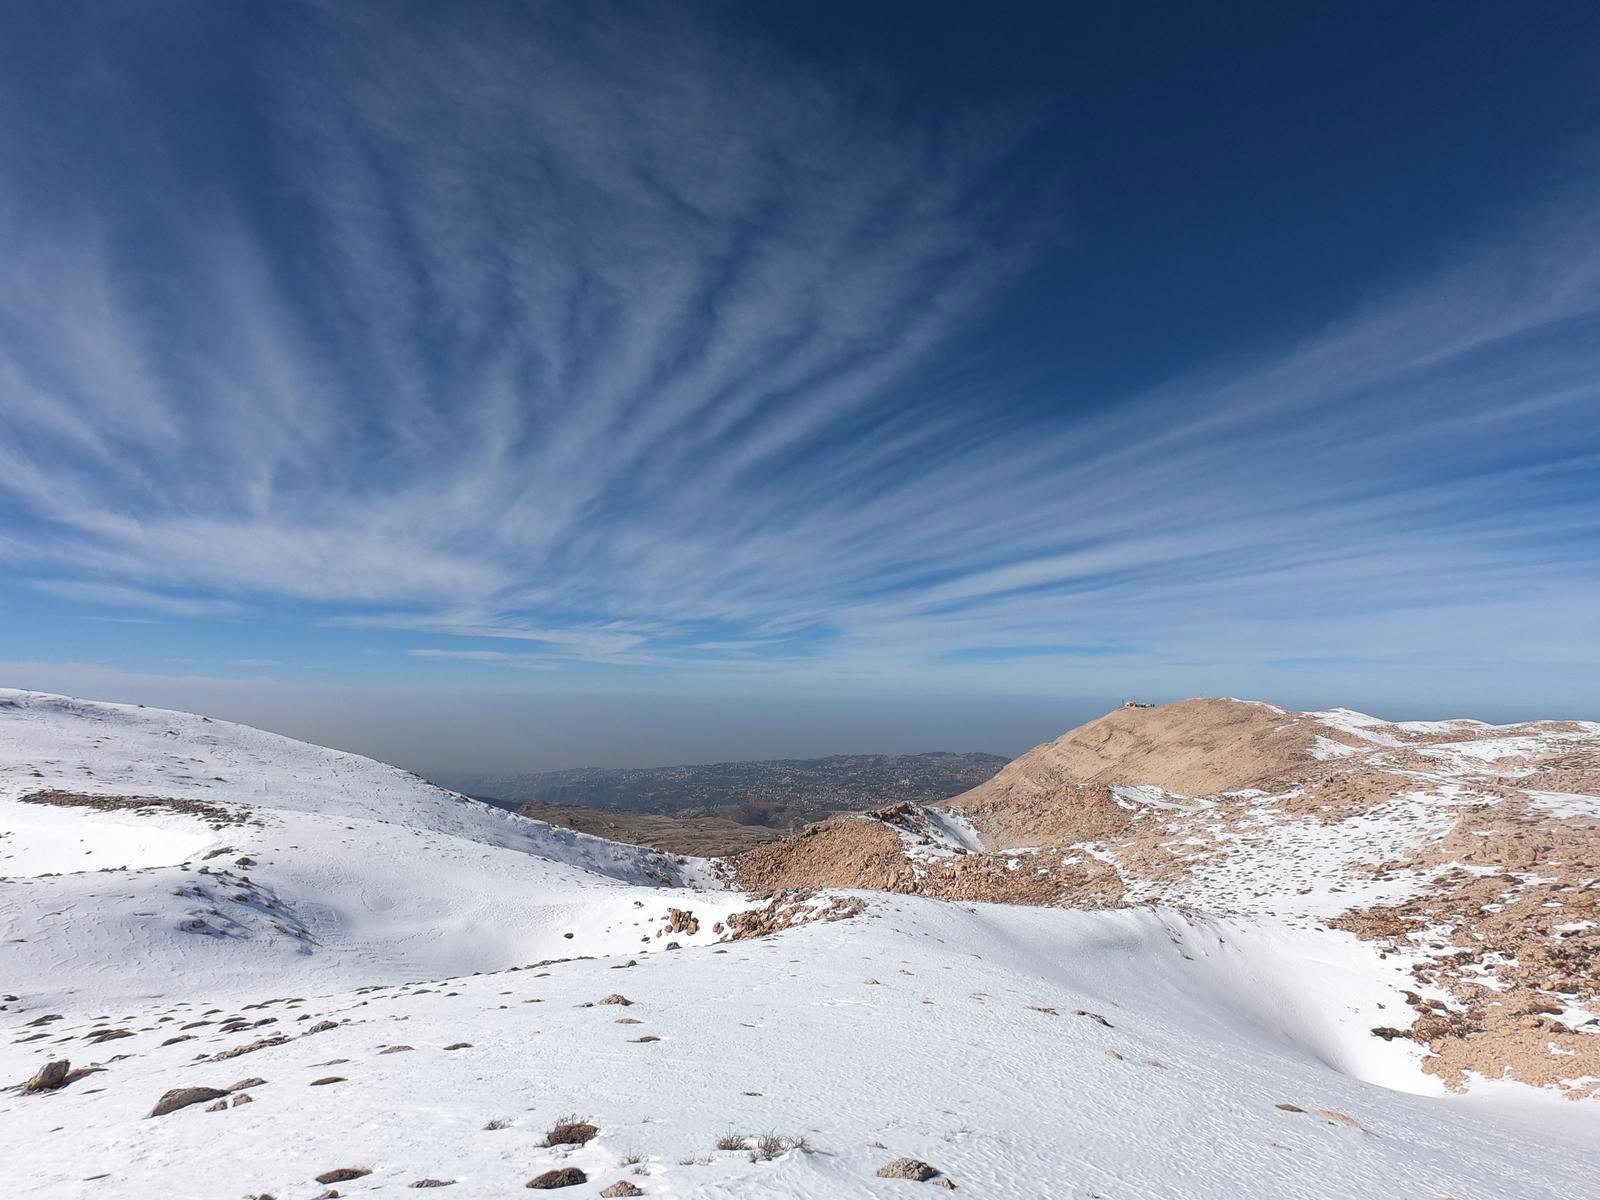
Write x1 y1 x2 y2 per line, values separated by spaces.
0 2 1596 705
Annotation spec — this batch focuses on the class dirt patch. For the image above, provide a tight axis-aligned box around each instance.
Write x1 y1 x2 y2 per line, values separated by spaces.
734 818 910 894
733 813 1124 907
19 789 255 830
1274 769 1416 822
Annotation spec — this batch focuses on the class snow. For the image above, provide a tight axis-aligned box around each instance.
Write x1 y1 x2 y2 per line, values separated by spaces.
920 806 985 852
1308 735 1363 760
1308 709 1404 746
1524 790 1600 820
3 689 1598 1199
1110 783 1203 811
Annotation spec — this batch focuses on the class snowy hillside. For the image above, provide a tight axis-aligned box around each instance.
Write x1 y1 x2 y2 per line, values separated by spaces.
0 689 734 1008
4 690 1599 1199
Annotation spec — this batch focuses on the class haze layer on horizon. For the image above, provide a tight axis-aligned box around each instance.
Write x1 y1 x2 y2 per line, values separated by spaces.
2 2 1598 775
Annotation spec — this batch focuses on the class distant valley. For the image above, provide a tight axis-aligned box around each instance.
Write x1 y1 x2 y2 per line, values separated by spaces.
445 751 1007 855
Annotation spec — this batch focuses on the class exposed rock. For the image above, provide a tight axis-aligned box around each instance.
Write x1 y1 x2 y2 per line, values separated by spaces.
309 1076 346 1086
227 1077 266 1092
305 1020 339 1034
211 1034 289 1061
720 891 867 940
598 994 632 1006
22 1059 70 1094
149 1086 229 1117
600 1182 643 1197
526 1167 587 1189
315 1168 371 1184
232 1093 254 1106
410 1181 456 1189
205 1099 229 1112
664 907 699 936
877 1157 940 1181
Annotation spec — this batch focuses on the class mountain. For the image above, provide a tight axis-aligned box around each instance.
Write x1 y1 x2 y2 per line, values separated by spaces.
3 689 1597 1199
737 697 1600 1101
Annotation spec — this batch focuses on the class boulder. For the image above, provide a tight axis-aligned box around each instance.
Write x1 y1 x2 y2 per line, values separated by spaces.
526 1167 587 1189
22 1059 70 1094
877 1157 939 1181
315 1168 371 1184
149 1086 229 1117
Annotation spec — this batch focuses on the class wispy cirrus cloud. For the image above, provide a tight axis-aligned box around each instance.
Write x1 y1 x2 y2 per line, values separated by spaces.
0 2 1596 703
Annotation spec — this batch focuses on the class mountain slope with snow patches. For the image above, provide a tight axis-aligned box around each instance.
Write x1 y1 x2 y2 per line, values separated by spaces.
3 690 1598 1199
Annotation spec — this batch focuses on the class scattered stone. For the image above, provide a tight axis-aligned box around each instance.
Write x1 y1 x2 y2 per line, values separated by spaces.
631 1036 661 1043
309 1076 347 1086
598 994 632 1006
665 908 700 936
614 1017 643 1025
211 1034 289 1061
1275 1102 1305 1113
316 1168 371 1184
85 1028 136 1043
22 1059 70 1094
149 1086 229 1117
381 1045 416 1054
600 1182 643 1197
443 1042 472 1050
306 1021 339 1034
205 1099 229 1112
527 1168 587 1189
227 1077 266 1092
232 1093 254 1106
410 1181 456 1189
877 1157 939 1181
1316 1108 1364 1131
1073 1009 1113 1027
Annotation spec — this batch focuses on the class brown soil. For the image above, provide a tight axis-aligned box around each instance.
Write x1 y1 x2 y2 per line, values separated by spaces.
949 698 1318 847
733 813 1124 907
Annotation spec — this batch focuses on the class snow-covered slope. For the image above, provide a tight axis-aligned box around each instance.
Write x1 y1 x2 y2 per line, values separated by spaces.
4 690 1599 1199
0 689 737 1008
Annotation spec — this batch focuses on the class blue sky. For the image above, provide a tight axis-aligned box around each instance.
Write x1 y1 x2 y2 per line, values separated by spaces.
2 2 1598 772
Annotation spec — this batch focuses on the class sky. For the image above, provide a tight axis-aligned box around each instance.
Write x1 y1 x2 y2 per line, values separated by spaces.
1 1 1598 775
